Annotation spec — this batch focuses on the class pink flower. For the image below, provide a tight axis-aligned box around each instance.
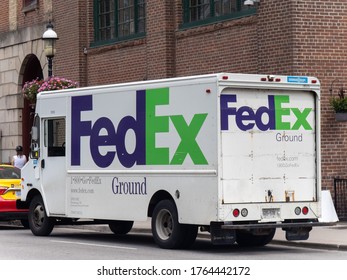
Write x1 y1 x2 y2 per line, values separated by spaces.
22 76 79 103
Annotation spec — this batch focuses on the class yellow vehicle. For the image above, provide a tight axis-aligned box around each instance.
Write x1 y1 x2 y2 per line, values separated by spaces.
0 164 28 226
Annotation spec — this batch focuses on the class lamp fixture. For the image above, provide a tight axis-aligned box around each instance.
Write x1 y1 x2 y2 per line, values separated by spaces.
42 21 58 77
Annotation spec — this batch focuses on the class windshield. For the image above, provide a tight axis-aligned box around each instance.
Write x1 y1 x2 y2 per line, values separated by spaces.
0 166 21 179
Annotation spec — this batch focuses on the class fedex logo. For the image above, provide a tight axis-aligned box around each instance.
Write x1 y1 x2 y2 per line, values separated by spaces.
220 95 313 131
71 88 208 168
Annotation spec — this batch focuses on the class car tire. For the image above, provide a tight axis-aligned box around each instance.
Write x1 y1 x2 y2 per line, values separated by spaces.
28 195 54 236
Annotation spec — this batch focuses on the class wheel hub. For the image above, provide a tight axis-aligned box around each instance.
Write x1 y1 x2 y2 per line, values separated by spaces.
157 209 173 240
33 204 45 227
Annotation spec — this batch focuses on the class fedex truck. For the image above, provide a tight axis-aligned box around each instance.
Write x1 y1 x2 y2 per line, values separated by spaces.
19 73 329 249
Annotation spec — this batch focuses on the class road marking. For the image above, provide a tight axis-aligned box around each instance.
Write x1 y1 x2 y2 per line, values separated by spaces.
51 240 137 250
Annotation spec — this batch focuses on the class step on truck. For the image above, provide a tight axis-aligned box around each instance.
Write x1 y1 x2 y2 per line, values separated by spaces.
19 73 333 249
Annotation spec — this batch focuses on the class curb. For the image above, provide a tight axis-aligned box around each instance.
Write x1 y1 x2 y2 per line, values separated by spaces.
271 240 347 251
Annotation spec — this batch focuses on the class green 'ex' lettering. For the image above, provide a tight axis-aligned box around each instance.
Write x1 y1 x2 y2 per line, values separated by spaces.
170 114 208 165
274 95 312 130
145 88 208 165
146 88 170 165
291 108 312 130
275 96 291 130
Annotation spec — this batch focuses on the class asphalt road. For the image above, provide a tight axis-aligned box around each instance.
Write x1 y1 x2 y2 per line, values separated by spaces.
1 223 347 260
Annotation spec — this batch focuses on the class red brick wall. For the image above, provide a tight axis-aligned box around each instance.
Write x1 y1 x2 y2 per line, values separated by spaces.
175 16 259 76
55 0 149 86
53 1 83 83
257 0 294 74
290 0 347 190
0 1 52 32
145 0 175 79
17 0 47 28
87 41 148 85
0 1 9 32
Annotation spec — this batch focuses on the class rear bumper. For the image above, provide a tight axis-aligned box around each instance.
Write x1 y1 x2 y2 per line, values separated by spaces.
221 221 337 230
0 199 28 221
0 211 28 221
210 220 338 243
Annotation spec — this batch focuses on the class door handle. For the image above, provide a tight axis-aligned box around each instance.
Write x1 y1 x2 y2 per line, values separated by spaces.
41 159 45 169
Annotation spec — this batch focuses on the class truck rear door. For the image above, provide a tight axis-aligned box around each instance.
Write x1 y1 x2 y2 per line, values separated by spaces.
220 88 317 204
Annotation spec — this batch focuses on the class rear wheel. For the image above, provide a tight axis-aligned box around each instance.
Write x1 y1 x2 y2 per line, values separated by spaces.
236 228 276 247
109 221 134 235
28 196 54 236
151 200 197 249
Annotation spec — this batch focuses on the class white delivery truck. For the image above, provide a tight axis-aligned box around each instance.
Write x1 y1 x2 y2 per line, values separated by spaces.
19 73 330 249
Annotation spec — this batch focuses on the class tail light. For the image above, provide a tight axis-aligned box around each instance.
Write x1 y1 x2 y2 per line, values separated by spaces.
294 206 309 215
302 206 309 215
0 187 8 195
233 208 248 218
232 208 240 217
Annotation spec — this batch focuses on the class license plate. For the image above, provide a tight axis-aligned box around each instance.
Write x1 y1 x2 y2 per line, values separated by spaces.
262 208 280 220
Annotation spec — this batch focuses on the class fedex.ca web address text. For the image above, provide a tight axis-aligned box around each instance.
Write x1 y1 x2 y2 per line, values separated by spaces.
71 187 94 194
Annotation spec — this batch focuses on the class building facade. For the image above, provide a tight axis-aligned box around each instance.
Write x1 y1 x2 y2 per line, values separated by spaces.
0 0 347 215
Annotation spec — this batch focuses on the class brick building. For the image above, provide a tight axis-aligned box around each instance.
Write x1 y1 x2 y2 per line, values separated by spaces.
0 0 346 215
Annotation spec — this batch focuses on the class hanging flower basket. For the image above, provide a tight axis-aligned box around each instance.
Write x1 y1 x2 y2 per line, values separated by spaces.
22 76 79 104
330 85 347 121
22 78 43 104
335 112 347 122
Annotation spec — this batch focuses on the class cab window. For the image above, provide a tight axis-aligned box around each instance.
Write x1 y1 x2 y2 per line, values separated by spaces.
44 118 66 157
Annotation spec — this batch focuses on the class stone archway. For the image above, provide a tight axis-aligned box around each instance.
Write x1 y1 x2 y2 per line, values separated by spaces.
19 54 43 158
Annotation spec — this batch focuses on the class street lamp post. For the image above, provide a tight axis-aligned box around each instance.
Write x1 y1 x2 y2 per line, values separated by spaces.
42 21 58 77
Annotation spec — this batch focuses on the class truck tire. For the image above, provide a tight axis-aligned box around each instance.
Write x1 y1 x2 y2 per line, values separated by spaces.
28 196 55 236
236 228 276 247
151 199 197 249
109 221 134 234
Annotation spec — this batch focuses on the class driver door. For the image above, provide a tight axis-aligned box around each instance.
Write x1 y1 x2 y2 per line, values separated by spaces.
40 118 66 215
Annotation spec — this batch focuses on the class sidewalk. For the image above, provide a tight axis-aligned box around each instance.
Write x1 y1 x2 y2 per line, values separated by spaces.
272 221 347 251
73 220 347 251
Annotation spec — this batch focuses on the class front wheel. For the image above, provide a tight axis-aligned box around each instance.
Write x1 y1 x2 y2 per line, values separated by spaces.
151 200 197 249
28 196 55 236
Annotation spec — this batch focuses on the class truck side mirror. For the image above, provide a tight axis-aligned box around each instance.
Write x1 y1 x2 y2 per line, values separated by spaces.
31 127 38 141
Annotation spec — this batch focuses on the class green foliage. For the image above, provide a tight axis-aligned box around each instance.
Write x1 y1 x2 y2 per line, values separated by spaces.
21 78 43 103
330 88 347 113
